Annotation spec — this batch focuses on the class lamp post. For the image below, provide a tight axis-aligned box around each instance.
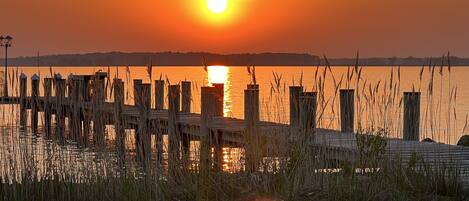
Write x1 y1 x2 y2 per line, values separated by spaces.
0 36 13 97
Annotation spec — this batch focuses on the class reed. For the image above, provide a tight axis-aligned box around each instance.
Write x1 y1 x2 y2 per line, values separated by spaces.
0 59 468 201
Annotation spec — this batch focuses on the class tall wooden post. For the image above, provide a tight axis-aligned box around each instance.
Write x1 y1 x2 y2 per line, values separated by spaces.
300 92 317 139
403 92 420 141
212 83 224 117
198 86 217 201
154 80 165 166
43 78 53 136
19 73 27 128
114 78 125 157
55 76 66 141
181 81 191 113
93 73 106 147
133 79 142 105
212 83 224 171
81 77 91 146
136 83 151 167
70 76 83 142
31 74 40 134
244 85 260 172
289 86 303 127
155 80 165 110
340 89 355 133
168 84 181 173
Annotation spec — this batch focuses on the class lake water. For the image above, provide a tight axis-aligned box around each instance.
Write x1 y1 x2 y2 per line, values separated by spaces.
1 66 468 180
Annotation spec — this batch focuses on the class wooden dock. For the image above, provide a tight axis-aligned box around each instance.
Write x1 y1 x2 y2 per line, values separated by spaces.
1 72 469 175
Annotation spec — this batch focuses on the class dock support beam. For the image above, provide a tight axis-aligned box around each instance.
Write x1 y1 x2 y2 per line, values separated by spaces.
155 80 165 110
31 74 39 134
92 73 106 147
43 78 52 136
70 76 82 142
168 84 181 173
154 80 165 166
244 85 260 172
19 74 27 128
136 83 151 167
114 79 125 158
403 92 420 141
55 76 66 141
300 92 317 139
340 89 355 133
181 81 191 113
212 83 224 171
289 86 303 127
198 86 217 200
81 77 91 146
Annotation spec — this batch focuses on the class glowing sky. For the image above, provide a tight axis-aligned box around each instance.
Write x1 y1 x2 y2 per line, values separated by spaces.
2 0 469 57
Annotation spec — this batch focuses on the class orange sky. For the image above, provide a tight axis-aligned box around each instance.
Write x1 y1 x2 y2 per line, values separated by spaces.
2 0 469 57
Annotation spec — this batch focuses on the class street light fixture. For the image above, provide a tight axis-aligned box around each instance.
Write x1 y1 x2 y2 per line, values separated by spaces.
0 35 13 97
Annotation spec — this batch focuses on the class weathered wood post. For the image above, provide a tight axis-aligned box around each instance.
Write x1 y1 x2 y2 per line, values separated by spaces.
81 76 91 146
133 79 142 105
340 89 355 133
55 74 66 140
31 74 40 134
168 84 181 173
155 80 165 110
198 86 217 200
136 83 151 167
403 92 420 141
154 79 165 166
92 72 106 147
212 83 224 117
19 73 27 128
244 84 260 172
212 83 224 171
113 78 125 158
43 78 53 136
289 86 304 127
300 92 317 138
181 81 191 113
70 75 83 142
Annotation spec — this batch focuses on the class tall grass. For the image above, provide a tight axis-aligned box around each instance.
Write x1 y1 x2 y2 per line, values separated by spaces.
0 58 468 201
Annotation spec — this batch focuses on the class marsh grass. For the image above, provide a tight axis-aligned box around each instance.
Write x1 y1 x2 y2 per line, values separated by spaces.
0 56 468 201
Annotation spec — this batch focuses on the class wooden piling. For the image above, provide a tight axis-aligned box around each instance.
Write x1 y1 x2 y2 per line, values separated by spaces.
92 73 106 147
55 76 66 140
340 89 354 133
31 74 40 134
289 86 303 127
136 83 151 166
19 73 27 128
154 79 165 166
403 92 420 141
244 86 260 172
70 76 83 142
181 81 191 113
43 78 53 136
213 83 224 117
198 86 217 200
81 77 91 146
168 84 181 173
155 80 165 110
113 78 125 157
300 92 317 137
133 79 142 105
212 83 224 171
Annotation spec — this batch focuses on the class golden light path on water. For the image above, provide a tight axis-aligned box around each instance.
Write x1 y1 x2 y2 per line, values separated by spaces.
207 65 232 117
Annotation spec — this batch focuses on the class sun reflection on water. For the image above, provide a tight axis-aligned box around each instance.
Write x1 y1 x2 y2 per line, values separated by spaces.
207 66 232 117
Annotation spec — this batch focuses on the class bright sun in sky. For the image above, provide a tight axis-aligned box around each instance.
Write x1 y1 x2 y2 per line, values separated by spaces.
207 0 228 13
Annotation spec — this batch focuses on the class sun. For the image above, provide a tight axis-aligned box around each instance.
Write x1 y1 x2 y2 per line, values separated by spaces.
207 0 228 14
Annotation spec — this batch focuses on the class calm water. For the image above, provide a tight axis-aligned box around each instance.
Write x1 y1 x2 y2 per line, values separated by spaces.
1 66 469 181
